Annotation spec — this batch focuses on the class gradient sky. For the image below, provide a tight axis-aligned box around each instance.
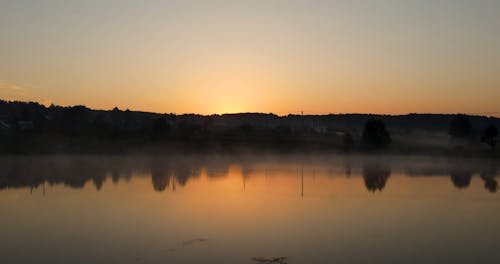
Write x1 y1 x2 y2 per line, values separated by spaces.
1 0 499 115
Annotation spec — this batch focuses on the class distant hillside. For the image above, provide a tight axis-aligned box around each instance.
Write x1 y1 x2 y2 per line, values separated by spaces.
0 99 498 155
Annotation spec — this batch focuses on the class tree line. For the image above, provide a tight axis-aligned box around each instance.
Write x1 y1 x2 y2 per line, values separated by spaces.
359 115 497 151
0 100 498 154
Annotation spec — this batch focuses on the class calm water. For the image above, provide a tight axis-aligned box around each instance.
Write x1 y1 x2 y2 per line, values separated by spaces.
0 154 499 264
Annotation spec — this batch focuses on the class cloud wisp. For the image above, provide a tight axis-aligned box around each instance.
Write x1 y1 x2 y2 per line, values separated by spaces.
0 81 51 106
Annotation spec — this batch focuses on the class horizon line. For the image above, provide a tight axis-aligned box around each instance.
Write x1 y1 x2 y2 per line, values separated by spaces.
1 98 499 118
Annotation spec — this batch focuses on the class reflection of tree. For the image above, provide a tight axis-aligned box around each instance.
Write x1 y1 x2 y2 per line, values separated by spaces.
0 162 45 190
151 160 171 192
0 158 112 191
62 160 107 189
173 164 196 186
0 157 207 192
111 171 120 184
362 163 391 192
241 164 254 179
0 157 497 195
204 158 230 178
149 158 204 192
480 163 498 193
343 158 353 177
92 174 105 191
152 173 170 192
481 177 498 193
449 168 472 189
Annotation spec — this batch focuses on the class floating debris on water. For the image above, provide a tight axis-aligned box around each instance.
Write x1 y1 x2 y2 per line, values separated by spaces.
165 238 208 254
179 238 208 247
251 257 288 264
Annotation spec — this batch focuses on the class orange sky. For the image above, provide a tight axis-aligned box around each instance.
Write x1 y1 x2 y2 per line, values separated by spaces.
0 1 499 116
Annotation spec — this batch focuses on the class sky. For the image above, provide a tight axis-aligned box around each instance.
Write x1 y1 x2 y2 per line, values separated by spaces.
0 0 499 115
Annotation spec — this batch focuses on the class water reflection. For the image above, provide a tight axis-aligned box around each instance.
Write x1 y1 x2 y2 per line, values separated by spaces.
480 163 499 193
2 155 499 264
450 168 473 189
362 162 391 192
0 156 498 193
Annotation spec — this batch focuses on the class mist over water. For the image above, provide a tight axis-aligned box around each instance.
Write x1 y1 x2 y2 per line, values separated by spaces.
2 1 499 263
0 154 499 264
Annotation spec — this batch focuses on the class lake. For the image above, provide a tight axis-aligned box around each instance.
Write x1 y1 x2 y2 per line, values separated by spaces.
0 154 499 264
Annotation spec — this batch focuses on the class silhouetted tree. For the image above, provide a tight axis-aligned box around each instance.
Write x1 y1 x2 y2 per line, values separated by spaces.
177 121 201 141
60 106 90 137
448 114 472 139
3 99 500 155
90 113 110 139
239 123 254 134
150 116 171 141
362 119 391 149
238 122 254 141
481 124 498 150
274 124 292 136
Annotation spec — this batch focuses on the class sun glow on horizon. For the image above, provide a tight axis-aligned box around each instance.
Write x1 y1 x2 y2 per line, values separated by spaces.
1 1 499 115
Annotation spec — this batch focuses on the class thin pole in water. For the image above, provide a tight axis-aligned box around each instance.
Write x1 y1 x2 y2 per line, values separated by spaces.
301 167 304 197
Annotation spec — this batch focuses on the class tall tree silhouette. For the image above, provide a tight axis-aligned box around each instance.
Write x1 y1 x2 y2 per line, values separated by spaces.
362 119 391 149
481 124 498 150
